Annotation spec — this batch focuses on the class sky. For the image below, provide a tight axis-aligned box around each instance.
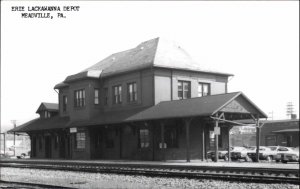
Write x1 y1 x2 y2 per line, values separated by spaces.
1 1 299 132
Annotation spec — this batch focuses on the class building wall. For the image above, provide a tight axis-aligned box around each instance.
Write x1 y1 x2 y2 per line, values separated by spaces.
260 120 299 147
154 68 228 104
59 69 154 122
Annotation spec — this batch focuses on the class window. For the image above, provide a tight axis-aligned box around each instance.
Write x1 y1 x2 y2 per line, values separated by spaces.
164 125 179 148
139 129 150 148
105 129 114 148
94 88 99 105
127 82 137 102
104 88 108 105
44 111 51 118
113 85 122 104
76 132 86 149
198 82 210 97
178 80 191 99
62 96 67 112
74 89 85 107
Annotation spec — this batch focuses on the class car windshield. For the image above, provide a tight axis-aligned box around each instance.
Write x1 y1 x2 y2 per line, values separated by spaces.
248 147 256 150
278 148 289 151
232 147 245 151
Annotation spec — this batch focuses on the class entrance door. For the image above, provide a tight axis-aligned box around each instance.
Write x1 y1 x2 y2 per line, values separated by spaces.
139 127 153 161
45 136 52 158
93 130 103 159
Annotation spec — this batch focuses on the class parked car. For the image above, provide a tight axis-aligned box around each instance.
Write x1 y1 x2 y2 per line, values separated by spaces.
247 146 276 162
8 145 30 159
230 146 254 162
207 147 233 161
274 147 299 163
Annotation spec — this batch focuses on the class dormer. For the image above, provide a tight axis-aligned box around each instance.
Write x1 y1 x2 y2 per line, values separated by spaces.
36 102 59 119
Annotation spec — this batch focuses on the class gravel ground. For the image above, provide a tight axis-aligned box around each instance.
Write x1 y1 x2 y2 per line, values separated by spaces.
1 168 299 189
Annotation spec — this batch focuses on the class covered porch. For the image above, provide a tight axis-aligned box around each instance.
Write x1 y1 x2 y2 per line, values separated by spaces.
126 92 267 162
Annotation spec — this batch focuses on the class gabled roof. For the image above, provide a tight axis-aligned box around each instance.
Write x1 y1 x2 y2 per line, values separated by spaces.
55 38 233 88
36 102 58 113
126 92 267 122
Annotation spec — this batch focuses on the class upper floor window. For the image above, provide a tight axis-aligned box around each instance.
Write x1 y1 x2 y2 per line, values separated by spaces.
62 96 67 112
127 82 137 103
76 132 86 149
44 111 51 118
104 88 108 105
198 83 210 97
74 89 85 107
113 85 122 104
178 80 191 99
94 88 99 105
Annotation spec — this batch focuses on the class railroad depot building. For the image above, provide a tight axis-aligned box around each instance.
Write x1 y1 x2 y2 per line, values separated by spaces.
10 38 267 161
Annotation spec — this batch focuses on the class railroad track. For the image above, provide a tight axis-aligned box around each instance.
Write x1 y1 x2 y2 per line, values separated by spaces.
0 160 299 185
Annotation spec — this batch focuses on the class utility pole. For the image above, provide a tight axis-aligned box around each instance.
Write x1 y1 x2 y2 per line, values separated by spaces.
0 133 6 155
268 111 274 120
11 120 17 156
286 102 294 119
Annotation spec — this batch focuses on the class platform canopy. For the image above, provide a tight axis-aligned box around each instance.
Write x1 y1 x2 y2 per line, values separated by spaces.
126 92 267 122
9 92 267 133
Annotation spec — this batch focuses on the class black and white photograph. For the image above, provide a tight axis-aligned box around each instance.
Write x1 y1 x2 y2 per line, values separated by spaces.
1 1 299 188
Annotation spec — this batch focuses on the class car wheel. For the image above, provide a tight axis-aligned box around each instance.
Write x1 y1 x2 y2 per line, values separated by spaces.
266 156 272 162
282 160 288 164
275 160 280 163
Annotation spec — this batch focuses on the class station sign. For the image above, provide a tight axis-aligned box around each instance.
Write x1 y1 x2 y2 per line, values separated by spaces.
214 127 220 135
70 127 77 133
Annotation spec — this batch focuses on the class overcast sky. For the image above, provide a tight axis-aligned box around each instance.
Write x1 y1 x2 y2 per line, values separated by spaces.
1 1 299 131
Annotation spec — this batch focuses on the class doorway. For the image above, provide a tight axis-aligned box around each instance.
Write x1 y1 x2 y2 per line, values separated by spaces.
45 136 52 158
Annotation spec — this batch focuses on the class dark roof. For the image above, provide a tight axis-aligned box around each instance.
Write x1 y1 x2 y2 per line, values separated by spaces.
11 92 267 132
67 107 148 128
126 92 267 122
36 103 58 113
8 116 70 132
10 108 148 132
55 38 233 88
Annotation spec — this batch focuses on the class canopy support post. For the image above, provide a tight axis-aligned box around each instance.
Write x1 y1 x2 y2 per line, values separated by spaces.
202 126 205 161
255 115 260 162
184 118 193 163
214 115 219 162
227 125 232 162
160 122 165 162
